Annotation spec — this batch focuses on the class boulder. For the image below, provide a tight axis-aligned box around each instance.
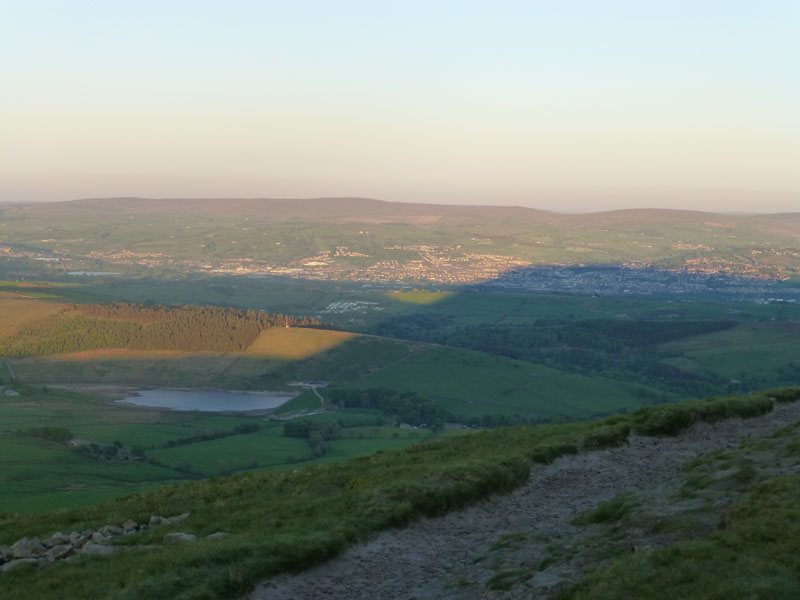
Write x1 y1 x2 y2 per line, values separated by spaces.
47 544 74 560
68 532 88 548
149 515 169 527
163 533 197 545
167 512 190 524
99 525 123 537
122 519 138 533
90 532 109 544
81 543 115 556
206 532 230 540
11 538 46 559
0 546 13 561
2 558 38 572
42 532 69 548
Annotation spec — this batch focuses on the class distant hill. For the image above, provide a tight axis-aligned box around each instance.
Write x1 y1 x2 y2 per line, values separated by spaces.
4 196 559 226
5 196 798 228
2 196 798 281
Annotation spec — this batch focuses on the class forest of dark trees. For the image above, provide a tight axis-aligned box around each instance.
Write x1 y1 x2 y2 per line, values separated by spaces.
0 303 322 357
326 388 455 426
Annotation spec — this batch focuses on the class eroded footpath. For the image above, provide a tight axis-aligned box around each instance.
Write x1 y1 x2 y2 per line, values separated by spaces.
250 401 800 600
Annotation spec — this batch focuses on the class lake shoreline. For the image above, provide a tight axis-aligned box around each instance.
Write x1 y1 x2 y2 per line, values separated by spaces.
48 383 299 413
116 387 298 413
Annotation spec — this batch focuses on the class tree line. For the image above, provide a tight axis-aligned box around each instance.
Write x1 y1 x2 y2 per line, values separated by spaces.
326 387 455 426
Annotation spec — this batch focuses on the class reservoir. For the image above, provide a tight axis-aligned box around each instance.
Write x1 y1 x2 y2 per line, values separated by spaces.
118 388 296 412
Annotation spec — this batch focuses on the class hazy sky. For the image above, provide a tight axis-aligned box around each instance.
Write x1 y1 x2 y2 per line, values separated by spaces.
1 1 798 212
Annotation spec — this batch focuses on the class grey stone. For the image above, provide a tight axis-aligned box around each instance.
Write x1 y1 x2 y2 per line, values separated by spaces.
167 512 190 524
530 569 567 589
47 544 73 560
99 525 123 537
163 533 197 545
11 537 46 559
2 558 38 572
68 533 88 548
206 532 230 540
90 532 109 544
42 532 69 548
149 515 169 527
81 543 115 556
122 519 138 532
0 546 13 561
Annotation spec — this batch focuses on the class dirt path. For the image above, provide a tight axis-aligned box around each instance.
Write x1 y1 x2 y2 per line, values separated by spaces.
249 401 800 600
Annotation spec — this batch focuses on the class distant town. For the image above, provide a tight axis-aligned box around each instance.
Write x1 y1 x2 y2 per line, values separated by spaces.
2 242 798 304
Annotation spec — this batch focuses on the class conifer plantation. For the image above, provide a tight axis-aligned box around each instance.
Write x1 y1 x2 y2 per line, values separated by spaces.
0 303 322 356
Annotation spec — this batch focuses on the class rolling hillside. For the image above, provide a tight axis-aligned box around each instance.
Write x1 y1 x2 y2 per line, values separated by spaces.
1 296 668 422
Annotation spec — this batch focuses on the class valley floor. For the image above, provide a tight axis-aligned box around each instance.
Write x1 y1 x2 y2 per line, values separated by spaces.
250 400 800 599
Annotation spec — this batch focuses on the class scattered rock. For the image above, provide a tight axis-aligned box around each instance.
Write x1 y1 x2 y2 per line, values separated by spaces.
2 513 193 574
163 533 197 545
2 558 38 572
47 544 73 560
99 525 123 537
12 538 46 559
206 532 230 540
122 519 138 533
90 532 109 544
167 512 190 524
42 532 69 548
81 543 115 556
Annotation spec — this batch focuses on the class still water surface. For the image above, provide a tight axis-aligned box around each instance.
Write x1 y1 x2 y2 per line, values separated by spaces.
118 388 295 412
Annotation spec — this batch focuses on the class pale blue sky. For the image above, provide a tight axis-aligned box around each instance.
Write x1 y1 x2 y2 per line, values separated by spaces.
1 1 798 211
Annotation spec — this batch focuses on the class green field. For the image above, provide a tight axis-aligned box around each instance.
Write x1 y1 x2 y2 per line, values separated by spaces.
0 433 184 514
342 345 660 420
661 323 800 388
0 386 434 513
244 327 357 359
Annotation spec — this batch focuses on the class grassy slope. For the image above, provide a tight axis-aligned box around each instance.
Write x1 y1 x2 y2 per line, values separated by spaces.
0 293 66 336
661 322 800 382
244 327 357 359
0 435 183 514
0 388 796 600
345 345 654 419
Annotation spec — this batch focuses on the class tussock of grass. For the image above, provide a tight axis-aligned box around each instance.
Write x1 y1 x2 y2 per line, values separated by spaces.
631 391 776 436
572 495 636 526
581 419 631 450
770 388 800 404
